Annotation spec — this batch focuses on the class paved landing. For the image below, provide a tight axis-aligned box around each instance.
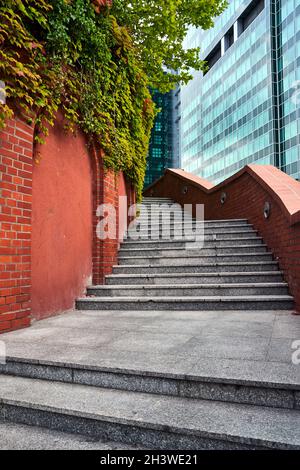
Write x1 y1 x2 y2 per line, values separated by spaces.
1 309 300 386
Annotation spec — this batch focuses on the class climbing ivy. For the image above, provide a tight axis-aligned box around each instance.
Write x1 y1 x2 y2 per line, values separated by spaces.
0 0 227 199
0 0 155 200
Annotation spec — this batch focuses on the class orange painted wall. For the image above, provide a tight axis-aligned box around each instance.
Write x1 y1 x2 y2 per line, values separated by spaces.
31 116 93 320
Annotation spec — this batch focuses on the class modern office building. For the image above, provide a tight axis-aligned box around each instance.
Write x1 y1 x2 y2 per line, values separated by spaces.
181 0 300 183
144 88 181 188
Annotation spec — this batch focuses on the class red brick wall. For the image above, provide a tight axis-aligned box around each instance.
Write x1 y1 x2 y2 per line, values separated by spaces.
144 166 300 311
0 114 135 333
0 116 34 333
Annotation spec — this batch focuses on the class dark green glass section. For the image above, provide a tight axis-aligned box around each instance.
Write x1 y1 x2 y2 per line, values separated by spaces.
144 90 174 188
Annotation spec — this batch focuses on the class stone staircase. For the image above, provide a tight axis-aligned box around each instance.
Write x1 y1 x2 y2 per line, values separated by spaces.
77 197 294 312
0 197 299 449
0 349 300 449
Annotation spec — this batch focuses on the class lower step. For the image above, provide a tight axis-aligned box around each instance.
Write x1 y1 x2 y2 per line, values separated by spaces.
0 420 139 450
0 357 299 411
0 375 299 449
76 296 294 311
87 283 289 297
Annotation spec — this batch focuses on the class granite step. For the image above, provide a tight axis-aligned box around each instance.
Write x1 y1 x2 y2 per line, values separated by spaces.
125 231 260 240
138 216 249 227
142 197 175 201
112 261 280 274
128 225 256 234
135 212 189 219
76 295 294 311
118 253 274 266
119 245 268 257
0 420 139 450
105 271 285 285
0 375 299 449
121 237 264 249
0 357 299 411
134 220 250 228
87 283 289 297
141 202 181 206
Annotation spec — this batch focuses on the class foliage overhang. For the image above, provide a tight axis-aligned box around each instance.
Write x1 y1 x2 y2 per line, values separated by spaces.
0 0 227 200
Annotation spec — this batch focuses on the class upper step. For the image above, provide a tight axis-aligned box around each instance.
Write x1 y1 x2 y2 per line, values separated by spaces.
142 197 175 202
119 244 269 257
0 374 299 449
118 253 274 266
112 260 280 274
121 237 265 248
136 223 253 233
128 224 255 235
125 231 261 241
87 283 289 297
105 271 285 285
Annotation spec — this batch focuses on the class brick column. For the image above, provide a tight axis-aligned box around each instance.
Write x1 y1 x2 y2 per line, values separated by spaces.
0 116 34 332
99 166 120 283
91 146 123 286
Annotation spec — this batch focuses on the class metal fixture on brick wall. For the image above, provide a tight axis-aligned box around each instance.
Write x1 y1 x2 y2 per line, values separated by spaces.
182 185 188 195
264 201 271 219
221 192 227 204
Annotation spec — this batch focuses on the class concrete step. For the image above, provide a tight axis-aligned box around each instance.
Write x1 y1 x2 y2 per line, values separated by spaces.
136 210 187 217
105 272 285 285
125 231 260 241
119 245 268 257
140 205 183 210
87 283 289 297
128 225 255 234
136 218 249 226
76 295 294 311
1 357 299 411
131 225 253 233
135 220 250 229
137 205 185 211
112 261 280 274
118 253 274 266
141 202 179 206
0 420 139 450
143 197 175 201
0 374 299 449
121 237 265 249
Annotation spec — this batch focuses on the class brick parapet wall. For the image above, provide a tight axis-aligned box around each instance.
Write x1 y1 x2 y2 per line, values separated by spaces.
144 165 300 311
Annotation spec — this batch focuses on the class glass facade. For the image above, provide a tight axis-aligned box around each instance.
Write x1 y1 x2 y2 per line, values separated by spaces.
181 0 300 183
144 88 180 188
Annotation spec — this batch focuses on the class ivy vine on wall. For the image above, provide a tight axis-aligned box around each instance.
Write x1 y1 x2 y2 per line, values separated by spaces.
0 0 156 200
